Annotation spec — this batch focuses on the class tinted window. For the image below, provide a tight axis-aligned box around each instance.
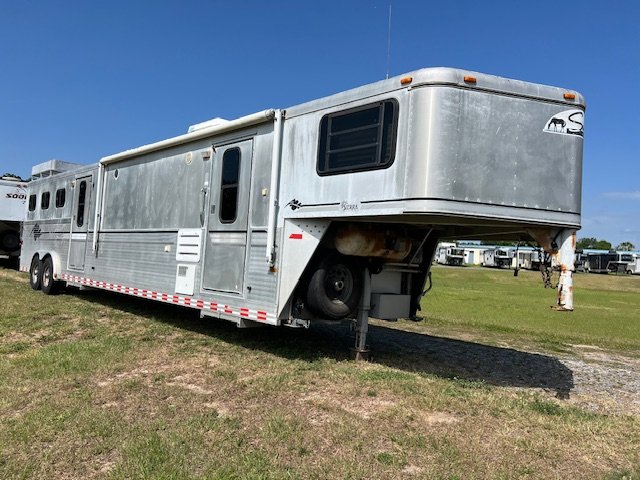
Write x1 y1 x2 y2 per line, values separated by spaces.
28 194 36 211
76 181 86 227
219 148 240 223
41 192 50 210
317 99 398 175
55 188 66 208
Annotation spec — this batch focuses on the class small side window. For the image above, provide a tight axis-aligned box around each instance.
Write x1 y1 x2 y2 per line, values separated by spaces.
317 99 398 176
76 181 87 227
219 148 240 223
55 188 66 208
28 194 36 211
41 192 50 210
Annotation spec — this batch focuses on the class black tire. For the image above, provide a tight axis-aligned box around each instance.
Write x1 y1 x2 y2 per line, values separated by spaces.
29 256 42 290
0 231 20 253
306 252 362 320
41 257 58 295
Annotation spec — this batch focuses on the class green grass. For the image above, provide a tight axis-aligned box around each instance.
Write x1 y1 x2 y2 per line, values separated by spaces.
0 266 638 479
420 266 640 350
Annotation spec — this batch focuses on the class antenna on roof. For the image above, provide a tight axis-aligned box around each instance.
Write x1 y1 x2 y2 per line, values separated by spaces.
386 3 392 79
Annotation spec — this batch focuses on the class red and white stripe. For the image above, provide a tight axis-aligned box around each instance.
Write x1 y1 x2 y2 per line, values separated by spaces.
59 273 273 324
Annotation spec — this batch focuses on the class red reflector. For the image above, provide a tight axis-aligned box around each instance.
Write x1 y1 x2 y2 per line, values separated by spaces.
289 233 303 239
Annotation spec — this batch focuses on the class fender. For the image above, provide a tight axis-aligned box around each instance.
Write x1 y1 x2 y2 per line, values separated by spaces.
35 250 64 281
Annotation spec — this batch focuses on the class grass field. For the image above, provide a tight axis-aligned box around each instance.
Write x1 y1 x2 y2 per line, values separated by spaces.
0 264 638 479
420 266 640 352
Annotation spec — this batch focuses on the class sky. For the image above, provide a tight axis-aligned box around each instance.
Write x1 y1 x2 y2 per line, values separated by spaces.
1 1 638 247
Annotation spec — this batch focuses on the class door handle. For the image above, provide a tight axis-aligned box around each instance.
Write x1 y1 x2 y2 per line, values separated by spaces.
200 187 207 227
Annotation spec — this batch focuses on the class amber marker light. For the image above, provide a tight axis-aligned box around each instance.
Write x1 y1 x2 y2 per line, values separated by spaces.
400 76 413 85
464 76 477 84
563 92 576 100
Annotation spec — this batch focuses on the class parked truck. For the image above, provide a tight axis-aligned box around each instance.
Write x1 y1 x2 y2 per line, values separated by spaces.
20 67 584 356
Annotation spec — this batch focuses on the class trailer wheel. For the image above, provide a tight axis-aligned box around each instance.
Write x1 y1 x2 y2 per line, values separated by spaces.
306 252 362 320
0 231 20 253
29 256 42 290
40 257 59 295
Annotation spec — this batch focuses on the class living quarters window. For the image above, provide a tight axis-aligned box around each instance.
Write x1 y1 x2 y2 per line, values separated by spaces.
28 194 36 211
317 99 398 175
41 192 50 210
219 148 240 223
55 188 66 208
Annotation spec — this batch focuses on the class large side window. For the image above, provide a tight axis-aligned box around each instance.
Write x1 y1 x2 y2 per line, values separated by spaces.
55 188 66 208
317 99 398 175
219 148 240 223
41 191 50 210
28 194 36 211
76 181 87 227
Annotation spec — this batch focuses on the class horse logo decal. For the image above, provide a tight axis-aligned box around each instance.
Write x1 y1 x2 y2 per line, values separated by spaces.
543 109 584 137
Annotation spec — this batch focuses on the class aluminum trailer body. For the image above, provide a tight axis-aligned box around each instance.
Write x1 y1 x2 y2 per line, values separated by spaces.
21 67 584 353
0 177 28 259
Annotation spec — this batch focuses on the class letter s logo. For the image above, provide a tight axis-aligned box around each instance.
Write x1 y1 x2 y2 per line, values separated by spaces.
567 112 584 136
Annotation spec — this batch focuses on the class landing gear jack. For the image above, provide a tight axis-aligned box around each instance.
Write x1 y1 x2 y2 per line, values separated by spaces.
351 267 371 361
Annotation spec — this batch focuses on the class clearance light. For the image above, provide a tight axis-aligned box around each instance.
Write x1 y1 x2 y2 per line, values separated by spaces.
563 92 576 100
400 76 413 85
464 76 477 84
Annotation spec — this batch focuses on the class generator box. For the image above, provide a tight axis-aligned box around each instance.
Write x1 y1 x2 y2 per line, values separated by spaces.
370 294 411 320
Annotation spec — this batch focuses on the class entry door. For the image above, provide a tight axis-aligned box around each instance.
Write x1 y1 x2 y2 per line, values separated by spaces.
68 175 93 270
201 139 253 293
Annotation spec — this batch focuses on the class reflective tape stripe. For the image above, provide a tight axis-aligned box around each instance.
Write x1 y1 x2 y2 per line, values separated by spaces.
58 273 275 323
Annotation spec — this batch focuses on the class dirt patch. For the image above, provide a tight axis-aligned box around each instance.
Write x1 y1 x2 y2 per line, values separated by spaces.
300 388 397 420
420 411 459 425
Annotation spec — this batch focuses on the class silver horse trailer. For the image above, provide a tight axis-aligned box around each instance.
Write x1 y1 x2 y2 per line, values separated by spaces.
20 67 584 357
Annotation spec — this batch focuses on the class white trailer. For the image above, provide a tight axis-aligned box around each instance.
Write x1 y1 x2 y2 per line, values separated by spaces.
0 176 28 261
436 244 465 266
482 248 514 269
625 254 640 275
20 67 584 356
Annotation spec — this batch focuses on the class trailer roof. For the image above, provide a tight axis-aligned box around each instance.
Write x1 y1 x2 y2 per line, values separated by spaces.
100 110 275 165
99 66 585 166
285 67 586 118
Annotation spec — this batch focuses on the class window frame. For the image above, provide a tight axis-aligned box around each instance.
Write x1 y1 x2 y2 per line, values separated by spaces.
28 194 37 212
41 191 51 210
76 181 87 227
55 188 66 208
218 147 241 224
316 98 399 176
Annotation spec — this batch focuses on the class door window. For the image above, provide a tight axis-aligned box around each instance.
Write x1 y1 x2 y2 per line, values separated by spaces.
76 181 87 227
219 148 240 223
